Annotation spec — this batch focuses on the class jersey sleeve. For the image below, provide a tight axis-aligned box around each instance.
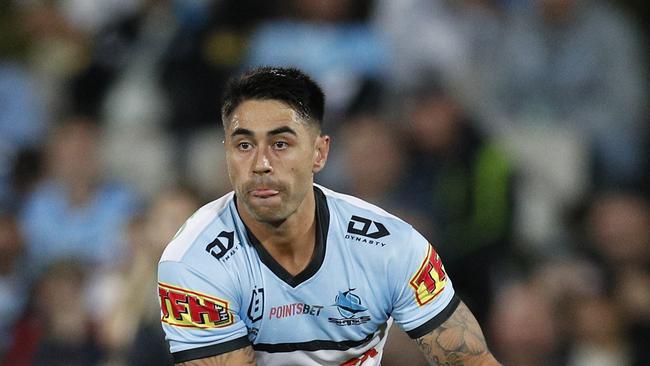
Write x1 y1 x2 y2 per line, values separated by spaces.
389 227 460 339
158 259 250 363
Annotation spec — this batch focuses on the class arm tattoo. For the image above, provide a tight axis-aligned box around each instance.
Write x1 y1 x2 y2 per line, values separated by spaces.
178 346 256 366
415 302 499 366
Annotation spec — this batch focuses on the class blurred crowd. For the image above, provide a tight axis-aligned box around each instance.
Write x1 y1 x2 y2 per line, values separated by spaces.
0 0 648 365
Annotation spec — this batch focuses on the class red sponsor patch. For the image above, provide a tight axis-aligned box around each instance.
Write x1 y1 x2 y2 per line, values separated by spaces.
158 282 233 328
409 245 448 306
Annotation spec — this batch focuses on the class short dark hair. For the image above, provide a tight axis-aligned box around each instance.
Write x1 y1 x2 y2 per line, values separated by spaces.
221 67 325 128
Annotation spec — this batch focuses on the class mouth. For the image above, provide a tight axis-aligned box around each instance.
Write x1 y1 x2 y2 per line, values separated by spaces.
249 188 280 198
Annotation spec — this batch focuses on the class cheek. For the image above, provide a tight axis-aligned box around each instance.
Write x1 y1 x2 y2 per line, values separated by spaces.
294 150 315 170
226 156 244 182
278 154 311 183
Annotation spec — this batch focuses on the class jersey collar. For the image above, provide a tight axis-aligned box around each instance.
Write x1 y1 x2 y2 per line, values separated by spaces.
240 186 330 288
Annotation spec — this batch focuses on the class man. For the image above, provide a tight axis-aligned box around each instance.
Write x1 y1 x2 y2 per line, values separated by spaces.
158 67 500 365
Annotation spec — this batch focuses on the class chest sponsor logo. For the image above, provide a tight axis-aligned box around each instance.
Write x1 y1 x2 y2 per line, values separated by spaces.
158 282 233 328
409 245 448 306
328 289 371 326
248 287 264 322
269 302 324 319
205 230 239 261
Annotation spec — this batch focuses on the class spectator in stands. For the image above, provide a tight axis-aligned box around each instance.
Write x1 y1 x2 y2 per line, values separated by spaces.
95 186 201 365
398 79 515 325
74 0 274 198
0 214 29 359
490 282 561 366
523 190 650 366
3 260 103 366
564 292 633 365
245 0 389 124
0 2 47 209
582 191 650 365
19 116 139 276
372 0 509 123
585 191 650 271
496 0 647 187
335 115 406 205
327 113 434 238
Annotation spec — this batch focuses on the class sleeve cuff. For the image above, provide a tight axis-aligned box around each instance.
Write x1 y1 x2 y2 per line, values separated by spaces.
172 335 251 363
405 294 461 339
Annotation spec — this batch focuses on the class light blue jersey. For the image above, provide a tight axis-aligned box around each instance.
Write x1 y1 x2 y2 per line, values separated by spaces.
158 185 458 365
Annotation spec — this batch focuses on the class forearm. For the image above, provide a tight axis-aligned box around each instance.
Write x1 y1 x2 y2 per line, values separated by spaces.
415 301 500 366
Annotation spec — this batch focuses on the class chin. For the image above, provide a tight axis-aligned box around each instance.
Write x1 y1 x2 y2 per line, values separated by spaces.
251 210 289 225
246 202 289 223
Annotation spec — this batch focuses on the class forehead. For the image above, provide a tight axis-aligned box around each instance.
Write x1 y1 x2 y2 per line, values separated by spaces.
226 99 311 134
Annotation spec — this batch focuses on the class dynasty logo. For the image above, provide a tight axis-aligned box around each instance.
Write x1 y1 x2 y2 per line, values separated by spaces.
328 289 371 326
205 230 239 261
158 282 233 328
346 216 390 247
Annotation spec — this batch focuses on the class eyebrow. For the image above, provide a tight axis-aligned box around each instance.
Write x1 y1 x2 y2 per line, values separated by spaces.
231 128 254 137
230 126 298 138
267 126 297 137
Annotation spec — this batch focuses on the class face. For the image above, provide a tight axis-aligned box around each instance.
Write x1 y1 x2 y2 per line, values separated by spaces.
48 118 99 186
224 99 329 224
410 95 461 152
146 189 200 252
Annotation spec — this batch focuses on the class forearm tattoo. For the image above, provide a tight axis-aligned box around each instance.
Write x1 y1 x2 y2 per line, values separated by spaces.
415 302 495 366
178 346 256 366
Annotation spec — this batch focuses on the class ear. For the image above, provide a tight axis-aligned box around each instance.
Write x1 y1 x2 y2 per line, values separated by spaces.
312 135 330 173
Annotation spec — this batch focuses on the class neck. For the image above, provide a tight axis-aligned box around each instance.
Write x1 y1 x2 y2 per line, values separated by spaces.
238 189 317 276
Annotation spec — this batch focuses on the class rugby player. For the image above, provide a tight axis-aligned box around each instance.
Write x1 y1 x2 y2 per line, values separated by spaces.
158 67 500 365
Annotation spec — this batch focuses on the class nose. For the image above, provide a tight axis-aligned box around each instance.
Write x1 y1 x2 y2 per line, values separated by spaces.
252 146 272 175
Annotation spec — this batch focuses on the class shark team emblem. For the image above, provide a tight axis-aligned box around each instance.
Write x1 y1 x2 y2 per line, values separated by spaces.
328 289 371 326
334 289 367 318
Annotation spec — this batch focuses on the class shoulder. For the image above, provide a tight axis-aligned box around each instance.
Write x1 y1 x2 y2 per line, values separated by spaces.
159 192 236 264
318 184 403 221
157 192 246 302
317 185 420 249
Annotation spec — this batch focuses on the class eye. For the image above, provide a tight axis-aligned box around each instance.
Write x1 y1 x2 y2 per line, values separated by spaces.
237 142 253 151
273 141 289 150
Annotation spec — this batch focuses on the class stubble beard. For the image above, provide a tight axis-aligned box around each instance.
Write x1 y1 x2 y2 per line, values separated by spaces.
243 198 290 227
240 182 312 228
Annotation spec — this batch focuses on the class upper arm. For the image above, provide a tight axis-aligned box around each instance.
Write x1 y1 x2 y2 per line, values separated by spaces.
177 346 256 366
414 301 500 365
158 260 250 363
390 228 457 337
387 227 500 364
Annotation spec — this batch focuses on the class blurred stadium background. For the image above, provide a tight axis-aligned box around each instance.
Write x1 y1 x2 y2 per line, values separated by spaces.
0 0 648 365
